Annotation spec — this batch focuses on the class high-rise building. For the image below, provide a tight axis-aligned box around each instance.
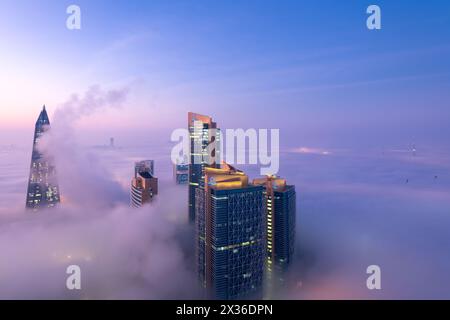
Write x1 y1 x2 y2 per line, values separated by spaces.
173 156 189 185
196 163 265 300
253 176 296 289
135 160 154 177
26 106 60 210
131 160 158 207
188 112 220 222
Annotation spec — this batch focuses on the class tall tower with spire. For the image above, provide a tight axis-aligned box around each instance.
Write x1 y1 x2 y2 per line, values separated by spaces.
25 106 60 210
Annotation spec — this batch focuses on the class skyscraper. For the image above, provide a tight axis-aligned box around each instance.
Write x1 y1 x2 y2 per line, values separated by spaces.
253 176 296 289
196 163 265 299
131 160 158 208
188 112 220 222
134 160 154 178
25 106 60 210
174 156 189 185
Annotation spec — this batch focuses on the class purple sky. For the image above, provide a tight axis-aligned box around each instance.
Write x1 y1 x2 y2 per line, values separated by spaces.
1 1 450 150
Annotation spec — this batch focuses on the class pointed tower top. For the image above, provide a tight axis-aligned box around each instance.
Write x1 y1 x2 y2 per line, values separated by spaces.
36 105 50 126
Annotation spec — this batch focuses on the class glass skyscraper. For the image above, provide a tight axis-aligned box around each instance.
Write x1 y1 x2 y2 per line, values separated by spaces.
25 106 60 210
174 156 189 185
188 112 220 223
196 164 265 299
253 176 296 292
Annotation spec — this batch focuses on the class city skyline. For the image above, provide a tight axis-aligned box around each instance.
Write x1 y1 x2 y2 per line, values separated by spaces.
1 0 450 302
12 104 298 300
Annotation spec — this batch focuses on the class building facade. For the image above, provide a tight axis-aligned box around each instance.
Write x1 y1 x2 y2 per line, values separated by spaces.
26 106 60 210
134 160 154 177
196 164 265 299
188 112 220 222
131 160 158 207
253 176 296 291
174 156 189 185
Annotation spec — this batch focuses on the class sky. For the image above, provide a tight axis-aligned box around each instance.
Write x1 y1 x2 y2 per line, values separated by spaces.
1 0 450 299
1 0 450 149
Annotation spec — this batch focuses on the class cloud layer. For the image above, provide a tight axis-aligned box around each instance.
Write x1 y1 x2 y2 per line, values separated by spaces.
1 86 450 299
0 86 199 299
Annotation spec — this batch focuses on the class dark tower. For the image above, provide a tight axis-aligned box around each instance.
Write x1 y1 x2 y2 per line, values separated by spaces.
25 106 60 210
197 164 265 299
253 176 296 296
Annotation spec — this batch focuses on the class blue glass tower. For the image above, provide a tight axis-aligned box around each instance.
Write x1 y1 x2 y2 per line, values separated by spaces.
197 164 265 299
272 185 296 272
174 156 189 185
253 176 296 293
25 106 60 210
